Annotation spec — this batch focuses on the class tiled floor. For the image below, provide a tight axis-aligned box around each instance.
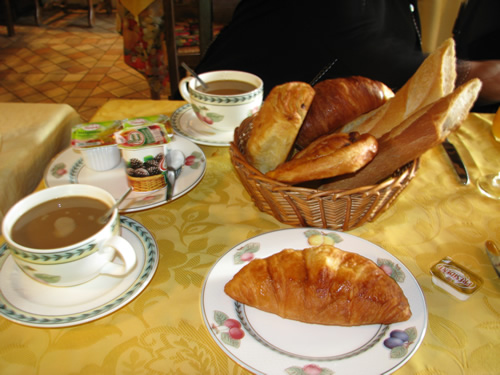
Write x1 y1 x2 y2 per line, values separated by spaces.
0 6 165 122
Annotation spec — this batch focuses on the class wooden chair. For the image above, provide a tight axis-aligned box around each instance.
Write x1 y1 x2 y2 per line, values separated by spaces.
162 0 213 99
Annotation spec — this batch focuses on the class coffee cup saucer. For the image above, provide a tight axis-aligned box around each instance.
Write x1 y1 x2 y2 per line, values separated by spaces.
171 104 234 147
0 216 158 328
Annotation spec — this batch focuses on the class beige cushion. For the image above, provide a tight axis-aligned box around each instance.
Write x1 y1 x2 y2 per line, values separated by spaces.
0 103 82 227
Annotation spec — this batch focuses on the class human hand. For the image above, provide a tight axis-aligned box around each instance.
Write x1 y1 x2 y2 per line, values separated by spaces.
463 60 500 105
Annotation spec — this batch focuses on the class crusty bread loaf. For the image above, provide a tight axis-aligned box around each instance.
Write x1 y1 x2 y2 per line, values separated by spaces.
246 82 315 174
224 245 412 326
319 78 482 190
266 132 378 184
338 38 457 139
295 77 394 149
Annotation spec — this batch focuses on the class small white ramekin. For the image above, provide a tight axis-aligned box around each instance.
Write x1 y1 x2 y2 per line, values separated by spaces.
79 144 121 171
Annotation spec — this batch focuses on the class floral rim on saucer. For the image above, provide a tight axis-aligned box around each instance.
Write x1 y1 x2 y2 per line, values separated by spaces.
170 104 234 146
0 216 158 328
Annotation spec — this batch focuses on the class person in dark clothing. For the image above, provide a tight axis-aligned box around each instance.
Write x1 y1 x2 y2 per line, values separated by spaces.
192 0 499 110
453 0 500 112
195 0 424 96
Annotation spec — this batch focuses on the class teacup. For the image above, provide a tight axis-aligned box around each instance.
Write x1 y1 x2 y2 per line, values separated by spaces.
178 70 264 132
1 184 137 287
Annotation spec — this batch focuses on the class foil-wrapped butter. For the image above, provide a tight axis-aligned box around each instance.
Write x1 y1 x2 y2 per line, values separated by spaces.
430 257 483 301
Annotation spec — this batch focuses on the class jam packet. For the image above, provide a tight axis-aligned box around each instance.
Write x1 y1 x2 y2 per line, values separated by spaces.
114 123 171 149
71 120 122 148
430 257 483 301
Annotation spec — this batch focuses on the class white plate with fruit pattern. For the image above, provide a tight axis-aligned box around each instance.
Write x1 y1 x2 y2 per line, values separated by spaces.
44 135 206 213
170 104 234 147
201 228 427 375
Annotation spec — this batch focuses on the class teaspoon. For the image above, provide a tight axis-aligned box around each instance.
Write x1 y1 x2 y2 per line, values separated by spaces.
181 62 208 90
97 187 133 224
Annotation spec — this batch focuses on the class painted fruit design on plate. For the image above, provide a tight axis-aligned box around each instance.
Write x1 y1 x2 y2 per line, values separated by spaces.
211 311 245 348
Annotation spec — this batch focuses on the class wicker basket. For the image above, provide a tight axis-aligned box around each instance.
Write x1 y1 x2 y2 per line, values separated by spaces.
127 173 166 192
229 118 419 231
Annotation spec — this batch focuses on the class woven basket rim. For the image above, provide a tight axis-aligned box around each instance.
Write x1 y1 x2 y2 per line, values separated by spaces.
229 115 419 230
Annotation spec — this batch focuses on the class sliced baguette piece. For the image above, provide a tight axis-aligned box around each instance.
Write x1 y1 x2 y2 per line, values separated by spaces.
319 78 482 191
246 82 315 174
338 38 457 139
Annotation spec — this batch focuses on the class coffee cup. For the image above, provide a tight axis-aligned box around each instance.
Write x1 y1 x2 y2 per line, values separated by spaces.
1 184 137 287
178 70 263 132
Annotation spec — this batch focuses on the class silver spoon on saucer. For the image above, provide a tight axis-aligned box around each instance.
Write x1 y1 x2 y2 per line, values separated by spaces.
166 150 185 201
97 187 133 225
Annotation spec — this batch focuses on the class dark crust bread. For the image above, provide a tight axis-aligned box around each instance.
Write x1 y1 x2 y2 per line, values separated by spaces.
295 76 394 149
266 132 378 184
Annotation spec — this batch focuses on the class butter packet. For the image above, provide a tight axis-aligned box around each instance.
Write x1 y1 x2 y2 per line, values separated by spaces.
430 257 483 301
71 120 122 148
114 123 171 149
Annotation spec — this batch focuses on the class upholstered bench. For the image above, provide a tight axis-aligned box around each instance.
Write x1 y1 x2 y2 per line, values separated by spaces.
0 102 82 225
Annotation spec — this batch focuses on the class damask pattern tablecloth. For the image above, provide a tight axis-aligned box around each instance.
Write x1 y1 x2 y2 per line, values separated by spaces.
0 99 499 374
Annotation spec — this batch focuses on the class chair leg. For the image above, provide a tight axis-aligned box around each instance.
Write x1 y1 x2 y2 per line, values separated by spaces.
103 0 112 14
3 0 15 36
88 0 95 27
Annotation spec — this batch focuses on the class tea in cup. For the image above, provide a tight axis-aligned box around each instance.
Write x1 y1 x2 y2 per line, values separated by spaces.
2 184 137 287
178 70 263 132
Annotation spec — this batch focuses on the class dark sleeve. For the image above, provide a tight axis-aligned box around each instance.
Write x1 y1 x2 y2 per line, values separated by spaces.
312 0 426 91
196 0 426 94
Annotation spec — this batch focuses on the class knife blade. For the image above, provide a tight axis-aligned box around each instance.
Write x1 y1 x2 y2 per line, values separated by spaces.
442 139 469 185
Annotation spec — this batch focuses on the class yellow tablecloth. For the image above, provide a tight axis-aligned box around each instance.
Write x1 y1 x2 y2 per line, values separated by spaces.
0 99 499 374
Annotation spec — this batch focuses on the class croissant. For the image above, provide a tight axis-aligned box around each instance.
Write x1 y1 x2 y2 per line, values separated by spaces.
224 245 412 326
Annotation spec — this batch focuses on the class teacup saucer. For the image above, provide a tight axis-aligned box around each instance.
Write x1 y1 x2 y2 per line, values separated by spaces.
171 104 234 147
0 216 158 328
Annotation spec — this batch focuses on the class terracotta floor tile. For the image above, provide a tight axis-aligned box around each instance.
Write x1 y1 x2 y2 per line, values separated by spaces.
76 81 100 89
68 88 93 97
0 10 168 121
63 73 87 82
44 87 69 99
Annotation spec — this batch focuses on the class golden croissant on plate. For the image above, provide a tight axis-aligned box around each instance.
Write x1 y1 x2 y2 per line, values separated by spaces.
224 245 412 326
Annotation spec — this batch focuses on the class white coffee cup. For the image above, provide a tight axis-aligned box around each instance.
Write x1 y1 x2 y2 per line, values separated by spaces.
179 70 263 132
2 184 137 287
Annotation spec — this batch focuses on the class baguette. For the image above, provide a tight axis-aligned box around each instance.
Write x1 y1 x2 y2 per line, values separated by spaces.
266 132 378 184
319 78 482 190
338 38 457 139
246 82 315 174
295 77 394 149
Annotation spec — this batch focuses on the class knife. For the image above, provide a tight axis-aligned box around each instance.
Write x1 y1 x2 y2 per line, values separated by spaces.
442 139 469 185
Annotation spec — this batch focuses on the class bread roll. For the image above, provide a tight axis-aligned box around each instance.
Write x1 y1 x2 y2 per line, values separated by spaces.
320 78 482 190
266 132 378 184
295 76 394 149
338 38 457 139
224 245 412 326
246 82 315 174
